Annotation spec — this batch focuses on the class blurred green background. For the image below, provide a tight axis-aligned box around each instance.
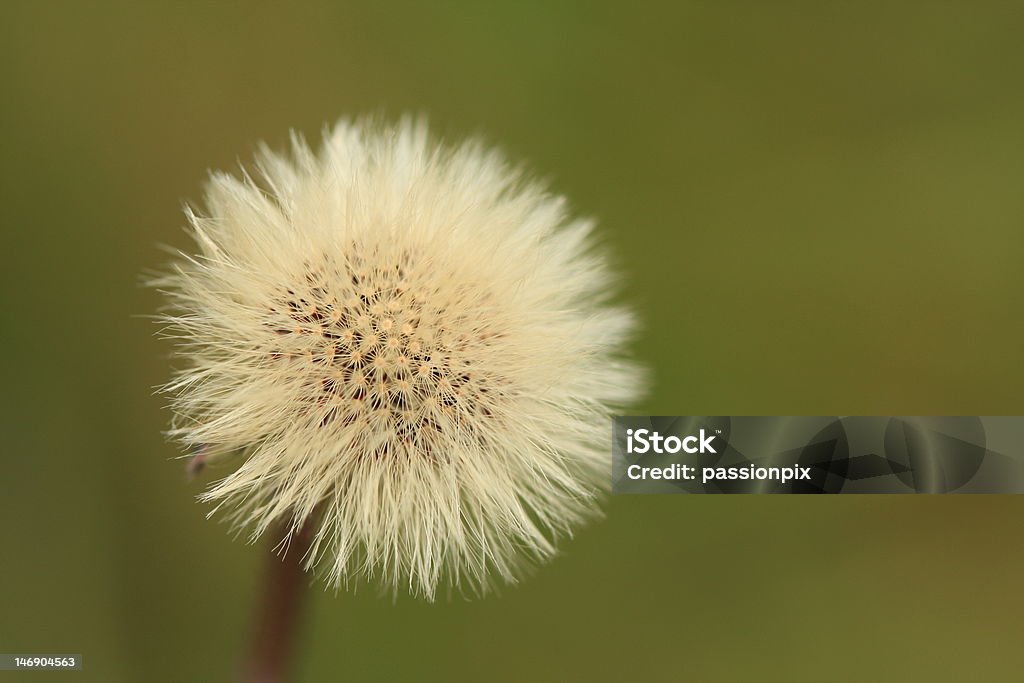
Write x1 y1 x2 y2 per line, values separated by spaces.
2 2 1023 681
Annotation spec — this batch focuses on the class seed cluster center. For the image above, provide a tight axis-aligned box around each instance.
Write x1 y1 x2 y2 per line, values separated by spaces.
263 253 499 450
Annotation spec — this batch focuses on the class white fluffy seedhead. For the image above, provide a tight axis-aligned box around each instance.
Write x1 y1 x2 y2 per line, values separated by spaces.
156 117 643 598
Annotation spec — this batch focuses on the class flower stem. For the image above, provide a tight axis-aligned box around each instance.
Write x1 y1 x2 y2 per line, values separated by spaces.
241 521 313 683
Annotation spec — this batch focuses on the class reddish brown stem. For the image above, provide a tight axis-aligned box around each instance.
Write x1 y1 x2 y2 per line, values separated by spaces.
241 522 314 683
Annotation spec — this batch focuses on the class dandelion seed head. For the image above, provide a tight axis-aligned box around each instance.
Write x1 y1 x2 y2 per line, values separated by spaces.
155 117 643 598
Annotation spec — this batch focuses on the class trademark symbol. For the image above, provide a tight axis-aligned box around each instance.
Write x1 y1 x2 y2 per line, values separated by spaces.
716 429 722 434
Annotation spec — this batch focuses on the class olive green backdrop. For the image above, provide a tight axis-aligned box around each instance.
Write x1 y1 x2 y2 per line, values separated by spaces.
2 2 1023 681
